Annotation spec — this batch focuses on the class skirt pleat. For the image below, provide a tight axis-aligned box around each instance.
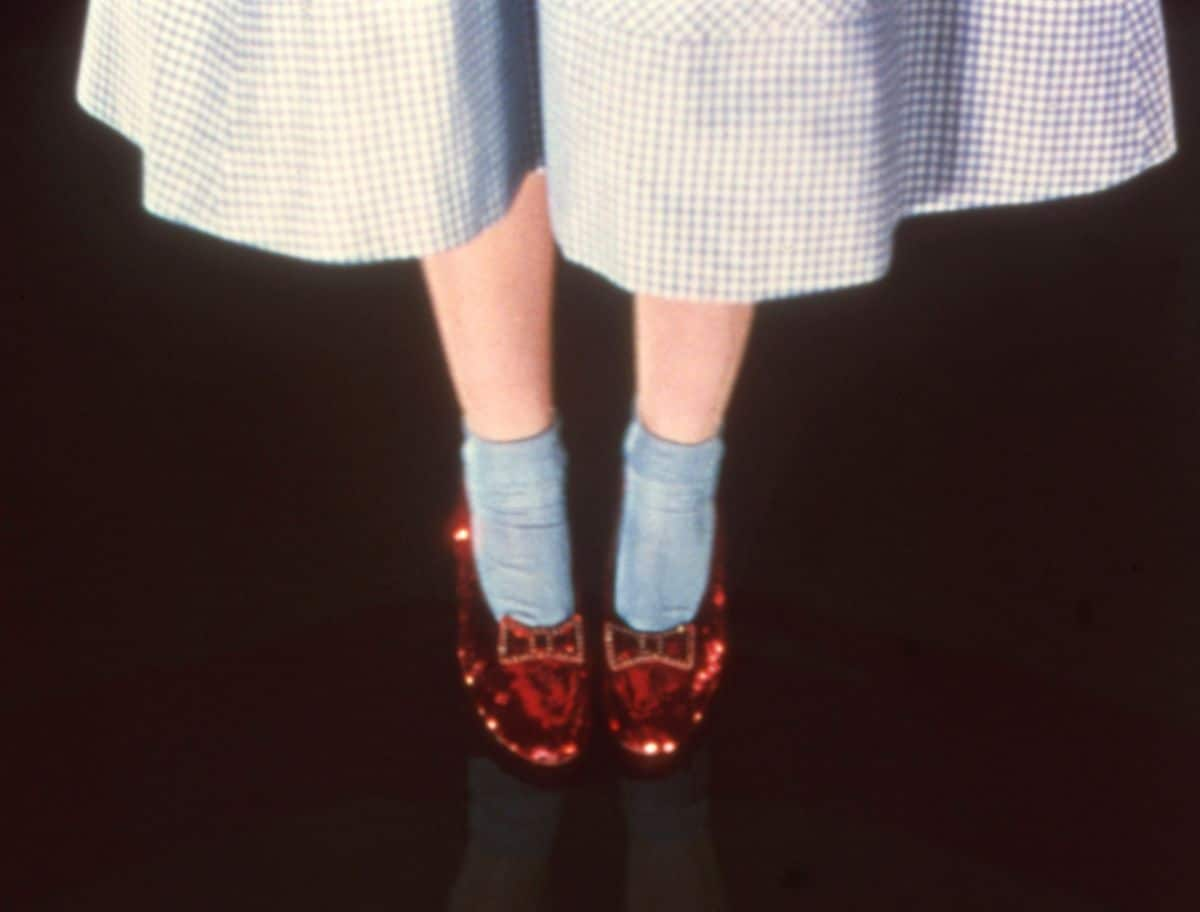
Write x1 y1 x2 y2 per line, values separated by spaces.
77 0 544 264
76 0 1177 301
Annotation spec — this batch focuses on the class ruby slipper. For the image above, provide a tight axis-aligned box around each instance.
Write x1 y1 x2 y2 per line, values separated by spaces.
448 483 591 770
600 480 729 775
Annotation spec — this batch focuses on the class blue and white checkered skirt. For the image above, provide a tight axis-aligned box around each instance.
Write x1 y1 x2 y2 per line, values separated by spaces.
75 0 1177 302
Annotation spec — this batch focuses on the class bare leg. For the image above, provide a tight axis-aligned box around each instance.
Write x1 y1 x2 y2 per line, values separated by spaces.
632 293 756 443
420 170 557 441
421 169 575 631
612 291 755 634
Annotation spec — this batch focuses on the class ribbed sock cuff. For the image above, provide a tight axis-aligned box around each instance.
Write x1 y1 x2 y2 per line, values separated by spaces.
622 399 724 506
460 411 566 506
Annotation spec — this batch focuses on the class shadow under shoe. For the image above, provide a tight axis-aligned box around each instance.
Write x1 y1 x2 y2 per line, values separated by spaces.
620 742 729 911
447 755 564 912
449 484 592 777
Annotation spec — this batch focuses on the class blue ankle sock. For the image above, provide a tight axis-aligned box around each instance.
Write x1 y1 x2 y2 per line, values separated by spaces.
615 400 725 633
460 411 574 628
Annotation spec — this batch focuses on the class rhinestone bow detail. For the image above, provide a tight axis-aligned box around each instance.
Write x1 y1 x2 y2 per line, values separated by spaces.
496 613 586 666
603 620 696 672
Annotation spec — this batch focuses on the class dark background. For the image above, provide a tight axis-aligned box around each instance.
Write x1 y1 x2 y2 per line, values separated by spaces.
6 3 1199 909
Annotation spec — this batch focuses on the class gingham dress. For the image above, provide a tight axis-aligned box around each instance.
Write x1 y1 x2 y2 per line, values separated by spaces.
75 0 1177 303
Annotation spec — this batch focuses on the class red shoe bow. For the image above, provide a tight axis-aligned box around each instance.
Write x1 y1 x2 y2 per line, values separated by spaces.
497 614 586 666
604 623 696 672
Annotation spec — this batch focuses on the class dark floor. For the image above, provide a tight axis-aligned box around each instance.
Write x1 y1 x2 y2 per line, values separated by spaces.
6 4 1200 910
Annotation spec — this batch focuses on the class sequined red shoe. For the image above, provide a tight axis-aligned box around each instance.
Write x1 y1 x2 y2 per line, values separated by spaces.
600 482 729 774
448 484 591 770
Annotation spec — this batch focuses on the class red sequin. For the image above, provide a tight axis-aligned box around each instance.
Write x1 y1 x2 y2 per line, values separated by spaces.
600 480 729 770
450 487 591 768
